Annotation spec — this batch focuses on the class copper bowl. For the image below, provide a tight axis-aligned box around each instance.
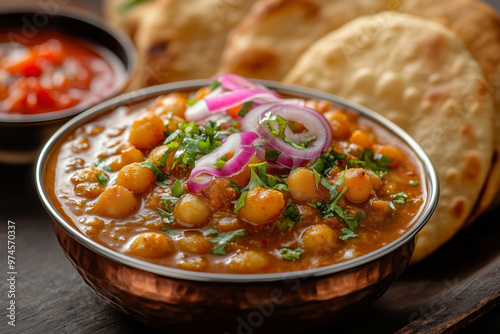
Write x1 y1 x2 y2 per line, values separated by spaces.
36 80 439 333
0 7 136 164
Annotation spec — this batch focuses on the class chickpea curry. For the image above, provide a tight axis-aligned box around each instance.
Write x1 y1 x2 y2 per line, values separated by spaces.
47 74 425 274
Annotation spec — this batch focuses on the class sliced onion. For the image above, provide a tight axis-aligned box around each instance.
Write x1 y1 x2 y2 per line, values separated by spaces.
241 100 305 133
254 138 305 168
185 85 225 122
257 104 332 159
187 132 259 193
215 73 276 95
185 74 282 122
205 89 279 113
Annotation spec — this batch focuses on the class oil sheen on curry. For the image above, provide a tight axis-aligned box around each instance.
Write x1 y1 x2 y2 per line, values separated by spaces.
47 74 425 274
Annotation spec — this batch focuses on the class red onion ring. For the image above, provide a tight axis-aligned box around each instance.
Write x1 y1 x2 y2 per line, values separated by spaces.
187 132 259 193
257 104 332 159
215 73 278 96
254 138 305 168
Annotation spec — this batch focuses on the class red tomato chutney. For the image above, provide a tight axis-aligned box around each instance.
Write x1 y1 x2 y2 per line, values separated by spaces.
46 79 426 274
0 29 116 115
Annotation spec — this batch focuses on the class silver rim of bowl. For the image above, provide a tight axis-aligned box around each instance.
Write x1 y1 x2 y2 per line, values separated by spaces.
35 79 440 283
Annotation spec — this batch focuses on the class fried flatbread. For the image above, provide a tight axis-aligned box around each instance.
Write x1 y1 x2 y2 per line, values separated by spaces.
129 0 256 89
218 0 500 219
103 0 159 40
399 0 500 223
284 12 495 262
218 0 388 80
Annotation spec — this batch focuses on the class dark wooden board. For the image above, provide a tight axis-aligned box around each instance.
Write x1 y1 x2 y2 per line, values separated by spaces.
1 1 500 333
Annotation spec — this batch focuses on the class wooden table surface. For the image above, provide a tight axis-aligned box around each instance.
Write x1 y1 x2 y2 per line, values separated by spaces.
1 1 500 333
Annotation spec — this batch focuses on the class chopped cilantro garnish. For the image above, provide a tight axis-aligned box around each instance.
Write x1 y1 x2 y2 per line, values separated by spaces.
339 228 358 240
155 181 168 188
203 227 218 237
96 173 109 186
161 225 178 235
334 206 359 231
311 169 359 233
391 192 408 204
261 112 288 140
186 98 198 106
141 159 167 182
213 156 227 169
277 203 302 231
260 112 316 150
162 119 235 169
233 191 247 213
171 179 186 197
410 180 420 186
237 101 255 117
310 151 345 177
230 181 241 192
209 229 247 255
388 201 397 210
93 157 113 172
209 80 221 91
277 219 296 231
265 149 281 161
155 180 186 231
162 196 178 212
348 149 391 176
311 169 322 190
283 203 302 222
301 136 316 147
157 207 175 225
243 162 288 192
280 247 304 261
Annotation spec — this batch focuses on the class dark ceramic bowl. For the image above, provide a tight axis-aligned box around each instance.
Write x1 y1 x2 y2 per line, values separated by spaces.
0 7 136 164
36 80 439 333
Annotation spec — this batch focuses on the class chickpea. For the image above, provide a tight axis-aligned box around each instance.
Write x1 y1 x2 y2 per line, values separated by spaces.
70 167 102 184
148 145 175 171
214 213 243 232
165 115 185 132
173 194 211 227
177 257 209 272
374 145 405 168
305 99 332 113
128 232 174 259
202 178 239 210
286 168 328 202
194 86 211 100
230 155 260 188
349 130 373 149
178 231 211 254
226 250 270 274
302 224 339 254
365 169 383 193
238 187 285 225
115 163 156 193
152 92 188 119
371 200 390 211
74 183 105 199
336 168 372 203
93 185 139 218
110 147 145 170
323 111 351 140
128 111 166 149
71 167 106 199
